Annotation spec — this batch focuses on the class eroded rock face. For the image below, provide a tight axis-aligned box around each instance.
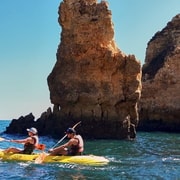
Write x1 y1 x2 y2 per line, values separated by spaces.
47 0 141 139
139 14 180 132
5 113 35 134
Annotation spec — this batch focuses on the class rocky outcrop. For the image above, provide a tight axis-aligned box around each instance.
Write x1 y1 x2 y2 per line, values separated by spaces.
5 109 55 136
5 4 180 136
139 14 180 132
47 0 141 139
5 0 141 139
5 113 36 134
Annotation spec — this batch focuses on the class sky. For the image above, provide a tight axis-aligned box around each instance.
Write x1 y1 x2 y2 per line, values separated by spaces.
0 0 179 120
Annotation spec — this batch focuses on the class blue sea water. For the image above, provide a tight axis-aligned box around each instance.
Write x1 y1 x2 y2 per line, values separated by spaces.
0 120 179 180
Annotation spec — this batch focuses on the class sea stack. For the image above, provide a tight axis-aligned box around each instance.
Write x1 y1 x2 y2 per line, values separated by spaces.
47 0 141 139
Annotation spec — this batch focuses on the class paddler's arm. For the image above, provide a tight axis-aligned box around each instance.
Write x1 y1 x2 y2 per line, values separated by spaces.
11 137 32 144
48 140 74 154
49 142 68 152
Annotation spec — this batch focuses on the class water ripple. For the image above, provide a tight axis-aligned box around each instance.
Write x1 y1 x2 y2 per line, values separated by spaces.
0 125 179 180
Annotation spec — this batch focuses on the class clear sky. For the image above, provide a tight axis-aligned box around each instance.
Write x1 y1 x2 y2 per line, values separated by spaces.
0 0 179 120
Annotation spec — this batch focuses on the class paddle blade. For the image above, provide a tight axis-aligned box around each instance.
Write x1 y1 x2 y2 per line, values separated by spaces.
34 152 48 164
0 137 9 142
0 137 5 141
36 144 46 151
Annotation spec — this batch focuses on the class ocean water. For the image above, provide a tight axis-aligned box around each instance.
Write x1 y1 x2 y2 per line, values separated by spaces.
0 120 179 180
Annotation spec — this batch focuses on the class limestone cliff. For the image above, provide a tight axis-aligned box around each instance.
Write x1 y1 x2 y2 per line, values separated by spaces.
139 14 180 132
47 0 141 139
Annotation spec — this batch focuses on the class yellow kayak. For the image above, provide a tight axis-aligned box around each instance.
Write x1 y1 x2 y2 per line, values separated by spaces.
0 150 109 166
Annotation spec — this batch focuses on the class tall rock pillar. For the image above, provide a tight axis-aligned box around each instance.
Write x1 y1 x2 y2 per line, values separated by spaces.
48 0 141 139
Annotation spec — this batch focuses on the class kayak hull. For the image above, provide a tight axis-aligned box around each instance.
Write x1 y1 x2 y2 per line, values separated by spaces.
0 151 109 165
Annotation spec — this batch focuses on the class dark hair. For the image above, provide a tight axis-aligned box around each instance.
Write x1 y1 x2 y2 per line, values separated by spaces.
66 128 76 134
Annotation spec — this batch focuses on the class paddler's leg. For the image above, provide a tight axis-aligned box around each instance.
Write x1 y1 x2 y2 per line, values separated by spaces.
4 147 22 153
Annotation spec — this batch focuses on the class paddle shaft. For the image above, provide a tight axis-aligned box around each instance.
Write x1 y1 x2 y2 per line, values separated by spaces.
51 121 81 149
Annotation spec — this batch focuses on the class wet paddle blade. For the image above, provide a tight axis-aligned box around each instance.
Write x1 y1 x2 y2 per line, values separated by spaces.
0 137 5 141
34 152 48 164
0 137 9 142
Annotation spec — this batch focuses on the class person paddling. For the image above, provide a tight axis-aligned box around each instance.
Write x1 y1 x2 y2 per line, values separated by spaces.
4 127 39 154
48 128 84 156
